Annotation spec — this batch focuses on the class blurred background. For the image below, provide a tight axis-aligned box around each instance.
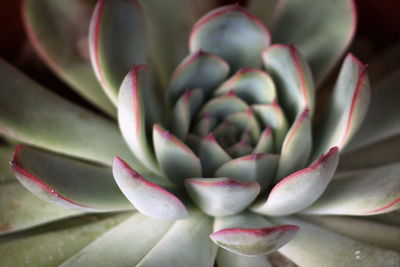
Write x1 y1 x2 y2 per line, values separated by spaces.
1 0 399 109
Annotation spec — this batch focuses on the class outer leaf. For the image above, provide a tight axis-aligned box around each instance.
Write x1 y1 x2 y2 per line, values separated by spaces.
167 51 229 105
273 217 400 267
313 54 370 159
23 0 116 116
346 69 400 152
215 153 278 191
304 215 400 251
60 213 173 266
0 213 130 267
141 0 216 84
214 68 276 104
252 147 339 216
248 0 280 28
190 5 271 71
0 144 16 184
262 44 315 120
89 0 147 102
185 178 260 216
12 146 131 212
0 182 80 234
113 157 188 220
211 213 299 256
276 108 312 180
153 125 202 184
136 212 217 267
217 249 272 267
271 0 356 84
304 163 400 215
117 66 161 175
0 60 136 167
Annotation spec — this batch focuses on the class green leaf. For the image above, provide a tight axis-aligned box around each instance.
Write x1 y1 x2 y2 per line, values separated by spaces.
276 109 312 180
185 178 260 216
217 248 272 267
0 182 81 235
153 125 202 185
23 0 116 116
0 144 15 184
190 5 270 71
262 44 315 120
273 217 400 267
190 134 231 177
136 212 217 267
247 0 280 28
313 54 370 160
89 0 147 102
0 213 130 267
304 163 400 215
113 157 188 221
252 147 339 216
211 213 299 256
117 66 161 175
214 68 276 104
253 127 274 154
61 213 173 266
345 69 400 152
192 114 217 137
12 146 131 212
304 215 400 251
167 51 229 105
271 0 356 84
141 0 216 84
253 102 288 152
215 153 278 191
170 89 204 140
0 59 135 167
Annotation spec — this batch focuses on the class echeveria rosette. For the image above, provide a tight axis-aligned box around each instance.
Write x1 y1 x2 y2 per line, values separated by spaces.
0 1 400 266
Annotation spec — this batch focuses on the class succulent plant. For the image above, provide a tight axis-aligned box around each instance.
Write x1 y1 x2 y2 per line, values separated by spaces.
1 0 400 266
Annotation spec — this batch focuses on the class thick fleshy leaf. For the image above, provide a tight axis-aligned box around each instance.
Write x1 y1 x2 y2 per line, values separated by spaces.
136 212 217 267
0 60 136 167
0 144 15 184
226 142 254 158
253 127 274 154
0 213 130 267
191 134 232 177
273 217 400 267
217 249 272 267
252 147 339 216
141 0 216 84
339 135 400 171
0 182 81 235
23 0 116 116
211 213 299 256
201 91 248 116
313 54 370 159
253 102 288 152
262 44 314 120
190 5 270 71
305 163 400 215
185 177 260 216
271 0 356 84
153 125 202 184
276 109 312 180
60 213 173 266
224 109 261 142
12 146 131 212
167 51 229 104
113 157 188 220
170 89 204 140
192 114 217 137
215 153 278 191
214 68 276 104
89 0 147 102
304 215 400 251
346 69 400 152
117 66 161 175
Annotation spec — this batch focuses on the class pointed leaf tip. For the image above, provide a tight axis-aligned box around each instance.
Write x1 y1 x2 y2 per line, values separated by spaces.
210 225 299 256
113 157 188 220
